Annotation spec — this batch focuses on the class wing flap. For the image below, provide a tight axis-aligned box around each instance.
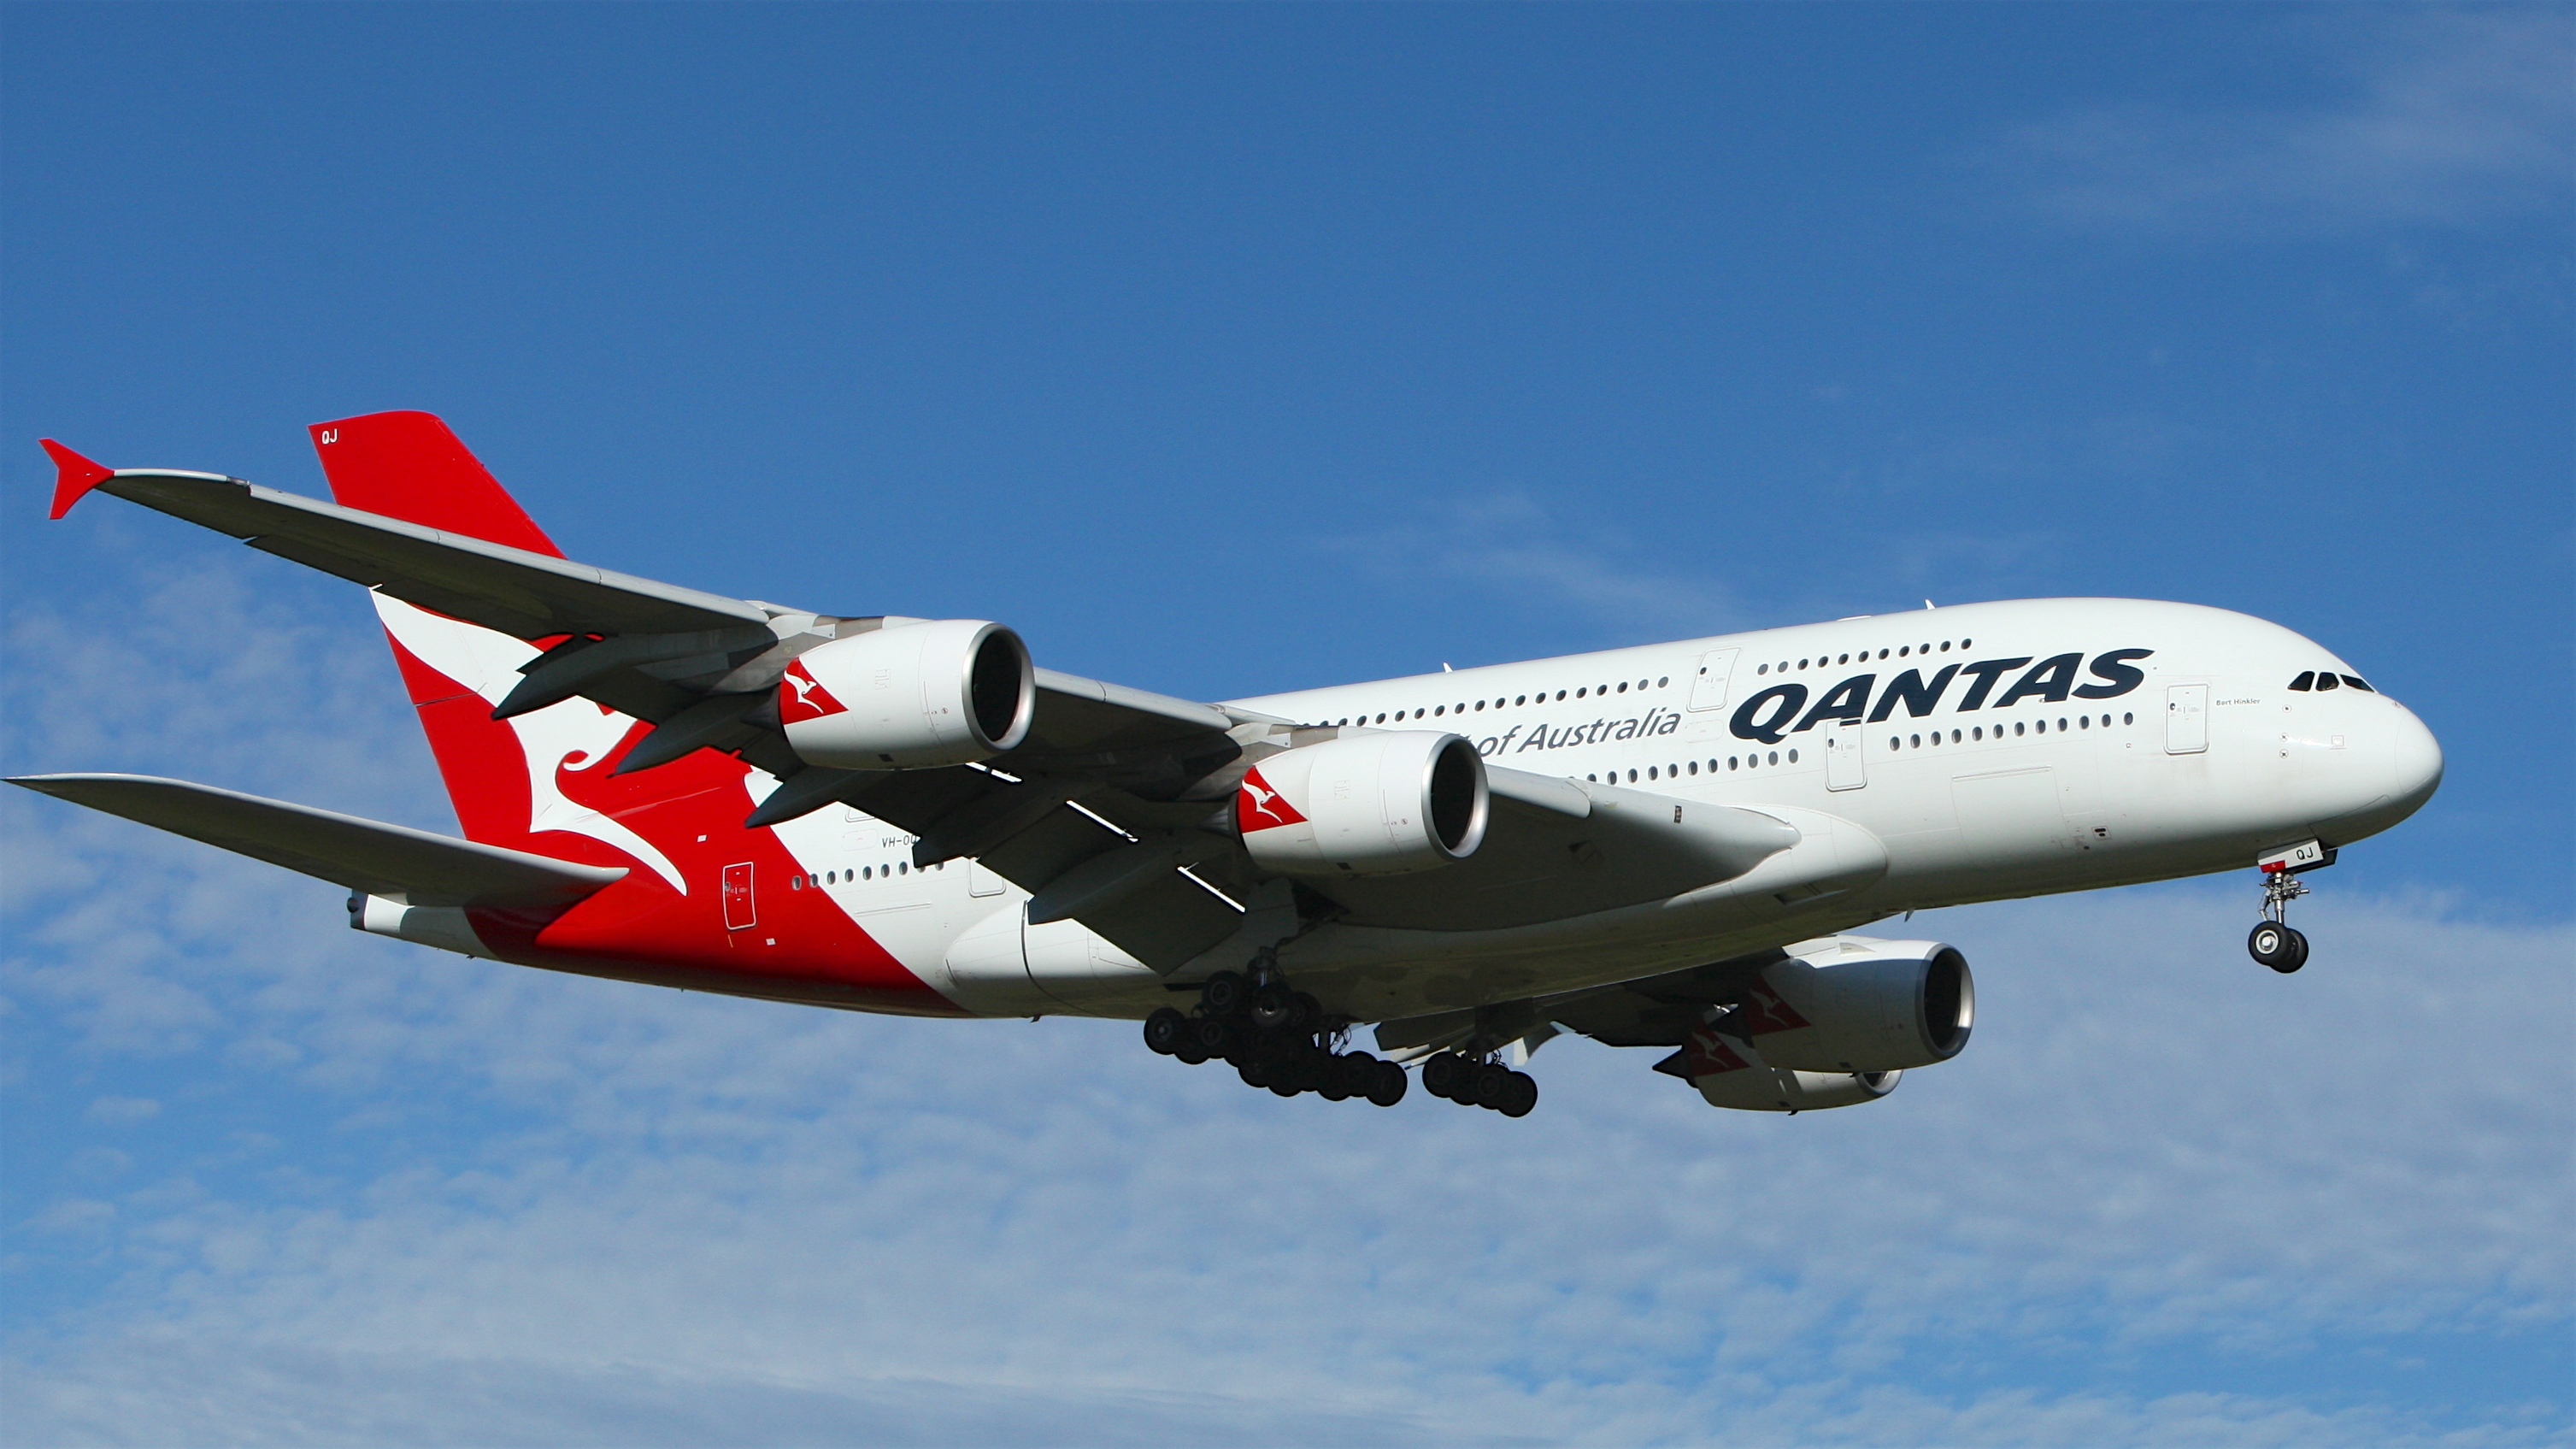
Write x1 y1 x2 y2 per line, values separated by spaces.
9 773 626 909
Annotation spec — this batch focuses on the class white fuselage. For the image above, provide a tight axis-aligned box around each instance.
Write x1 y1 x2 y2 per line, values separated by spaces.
762 598 2439 1024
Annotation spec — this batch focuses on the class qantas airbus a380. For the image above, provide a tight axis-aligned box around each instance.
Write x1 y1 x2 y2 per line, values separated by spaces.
16 414 2442 1117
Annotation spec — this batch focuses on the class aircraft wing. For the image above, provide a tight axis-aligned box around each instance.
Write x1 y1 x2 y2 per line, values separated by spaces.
56 463 771 639
1371 947 1788 1061
44 445 1264 969
42 442 1797 975
7 773 627 910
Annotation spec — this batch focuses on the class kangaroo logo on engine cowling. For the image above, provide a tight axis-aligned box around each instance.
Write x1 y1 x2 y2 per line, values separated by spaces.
1236 767 1307 833
778 660 848 725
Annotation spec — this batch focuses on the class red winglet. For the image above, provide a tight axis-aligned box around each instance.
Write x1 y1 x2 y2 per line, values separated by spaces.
40 439 114 520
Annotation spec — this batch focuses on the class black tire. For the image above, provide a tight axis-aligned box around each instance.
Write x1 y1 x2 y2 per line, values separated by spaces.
1499 1072 1538 1118
1420 1052 1462 1099
1250 981 1294 1029
1291 992 1324 1034
1472 1062 1514 1110
1173 1041 1209 1066
1316 1055 1357 1102
1190 1015 1234 1057
1144 1008 1187 1056
1366 1060 1409 1107
1201 971 1247 1016
2249 922 2302 971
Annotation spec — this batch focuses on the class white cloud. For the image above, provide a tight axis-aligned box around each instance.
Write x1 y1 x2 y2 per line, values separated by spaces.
4 530 2568 1446
1318 491 1754 640
1979 11 2574 239
79 1097 158 1127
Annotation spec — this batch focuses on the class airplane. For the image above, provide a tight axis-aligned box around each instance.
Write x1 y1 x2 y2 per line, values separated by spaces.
14 412 2444 1118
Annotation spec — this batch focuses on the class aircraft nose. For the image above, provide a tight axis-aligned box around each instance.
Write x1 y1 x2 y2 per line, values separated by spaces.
2386 702 2444 817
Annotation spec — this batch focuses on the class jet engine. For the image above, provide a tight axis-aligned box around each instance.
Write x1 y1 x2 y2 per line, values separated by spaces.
779 619 1034 769
1692 1065 1902 1113
1234 731 1489 877
1738 938 1975 1074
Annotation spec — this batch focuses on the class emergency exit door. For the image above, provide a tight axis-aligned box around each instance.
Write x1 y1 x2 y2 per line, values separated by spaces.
721 862 756 928
2165 685 2208 755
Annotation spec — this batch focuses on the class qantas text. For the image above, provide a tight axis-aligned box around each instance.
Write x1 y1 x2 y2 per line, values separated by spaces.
1471 648 2155 757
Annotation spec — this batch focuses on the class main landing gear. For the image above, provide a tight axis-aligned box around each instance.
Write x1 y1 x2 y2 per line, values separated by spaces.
2248 850 2324 974
1142 957 1407 1108
1420 1051 1538 1117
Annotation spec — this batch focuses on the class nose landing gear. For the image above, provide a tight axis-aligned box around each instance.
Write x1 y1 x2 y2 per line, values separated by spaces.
1142 953 1408 1108
2248 841 2332 974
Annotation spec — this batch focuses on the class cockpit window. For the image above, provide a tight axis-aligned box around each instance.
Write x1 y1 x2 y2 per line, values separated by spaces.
2289 671 2315 691
2340 674 2373 692
2315 673 2339 691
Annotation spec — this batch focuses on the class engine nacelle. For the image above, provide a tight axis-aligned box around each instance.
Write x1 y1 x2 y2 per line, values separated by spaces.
1693 1063 1903 1113
1235 731 1489 877
779 619 1034 769
1739 937 1975 1073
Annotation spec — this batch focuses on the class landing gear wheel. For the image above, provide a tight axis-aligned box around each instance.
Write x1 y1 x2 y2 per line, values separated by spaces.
1316 1054 1358 1102
1144 1008 1188 1056
1366 1060 1409 1107
1498 1071 1538 1117
1471 1062 1514 1110
1291 993 1324 1034
1189 1015 1235 1058
1200 972 1247 1016
1249 981 1293 1029
2249 922 2308 973
1420 1052 1464 1100
1173 1040 1209 1066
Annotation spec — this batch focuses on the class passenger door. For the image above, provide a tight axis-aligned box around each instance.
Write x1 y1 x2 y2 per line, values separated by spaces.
2165 684 2209 755
1823 716 1866 792
1688 648 1740 712
720 862 756 929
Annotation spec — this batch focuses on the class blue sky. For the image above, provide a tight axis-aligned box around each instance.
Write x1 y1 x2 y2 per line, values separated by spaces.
3 5 2568 1444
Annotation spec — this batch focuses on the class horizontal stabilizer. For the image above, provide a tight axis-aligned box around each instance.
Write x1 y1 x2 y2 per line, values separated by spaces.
9 773 626 909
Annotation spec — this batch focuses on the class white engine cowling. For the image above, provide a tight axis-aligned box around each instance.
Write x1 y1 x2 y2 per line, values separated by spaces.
1693 1062 1903 1113
779 619 1034 769
1737 938 1975 1073
1235 731 1489 877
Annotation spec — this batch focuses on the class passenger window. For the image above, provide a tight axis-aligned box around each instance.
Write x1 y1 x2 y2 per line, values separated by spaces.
2316 674 2338 691
2341 675 2373 692
2289 671 2314 691
1785 749 1797 763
